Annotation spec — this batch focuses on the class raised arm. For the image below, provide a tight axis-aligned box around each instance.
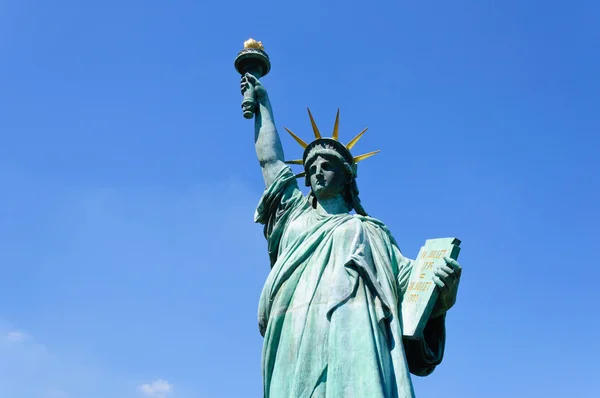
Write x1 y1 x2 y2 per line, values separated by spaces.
241 73 287 187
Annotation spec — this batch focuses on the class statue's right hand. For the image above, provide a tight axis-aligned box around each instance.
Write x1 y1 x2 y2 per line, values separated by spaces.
240 73 268 100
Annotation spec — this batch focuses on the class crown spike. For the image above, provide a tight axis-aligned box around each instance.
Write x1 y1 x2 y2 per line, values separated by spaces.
284 127 308 149
332 108 340 141
285 159 304 165
307 108 322 139
294 171 307 179
346 127 368 150
354 150 380 163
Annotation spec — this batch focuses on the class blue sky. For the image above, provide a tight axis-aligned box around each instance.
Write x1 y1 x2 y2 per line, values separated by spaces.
1 0 599 397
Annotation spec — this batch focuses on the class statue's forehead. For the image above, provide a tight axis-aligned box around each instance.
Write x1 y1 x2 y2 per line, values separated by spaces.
305 152 345 170
310 154 340 164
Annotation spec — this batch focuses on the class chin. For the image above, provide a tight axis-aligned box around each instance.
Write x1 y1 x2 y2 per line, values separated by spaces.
312 185 327 196
313 191 336 202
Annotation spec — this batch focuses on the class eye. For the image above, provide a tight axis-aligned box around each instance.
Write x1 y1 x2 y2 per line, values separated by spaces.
321 162 331 171
309 165 317 175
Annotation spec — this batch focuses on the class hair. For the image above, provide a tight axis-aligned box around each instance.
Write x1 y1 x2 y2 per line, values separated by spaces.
303 144 367 216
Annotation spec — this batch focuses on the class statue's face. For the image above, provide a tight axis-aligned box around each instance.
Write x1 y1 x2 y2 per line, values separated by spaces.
308 155 347 201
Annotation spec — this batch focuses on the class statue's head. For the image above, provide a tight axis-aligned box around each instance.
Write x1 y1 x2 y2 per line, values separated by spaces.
305 152 348 201
302 139 366 215
284 109 379 216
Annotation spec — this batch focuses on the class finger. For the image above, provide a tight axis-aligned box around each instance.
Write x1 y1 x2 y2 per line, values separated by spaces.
434 268 450 279
438 264 454 275
240 81 249 92
444 257 461 271
433 275 447 290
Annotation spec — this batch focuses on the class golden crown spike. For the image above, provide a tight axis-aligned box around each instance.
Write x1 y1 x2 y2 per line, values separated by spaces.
283 108 380 172
332 109 340 141
284 127 308 149
306 108 322 139
346 128 368 150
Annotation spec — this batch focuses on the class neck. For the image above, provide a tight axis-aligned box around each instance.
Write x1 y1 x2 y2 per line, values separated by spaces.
315 194 350 215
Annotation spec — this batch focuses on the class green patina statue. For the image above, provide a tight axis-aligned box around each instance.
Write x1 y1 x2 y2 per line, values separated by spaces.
236 39 462 398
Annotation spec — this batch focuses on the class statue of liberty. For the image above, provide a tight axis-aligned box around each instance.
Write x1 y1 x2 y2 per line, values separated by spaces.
236 40 462 398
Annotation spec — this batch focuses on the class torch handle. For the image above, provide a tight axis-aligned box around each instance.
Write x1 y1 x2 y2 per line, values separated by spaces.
241 70 260 119
241 85 256 119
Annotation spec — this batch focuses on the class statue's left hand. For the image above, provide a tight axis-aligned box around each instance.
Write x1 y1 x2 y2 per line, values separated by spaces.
431 257 462 317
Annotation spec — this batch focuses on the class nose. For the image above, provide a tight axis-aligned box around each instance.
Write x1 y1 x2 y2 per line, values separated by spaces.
315 164 324 176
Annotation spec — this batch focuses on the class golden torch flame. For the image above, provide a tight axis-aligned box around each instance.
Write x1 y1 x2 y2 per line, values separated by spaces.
243 38 264 51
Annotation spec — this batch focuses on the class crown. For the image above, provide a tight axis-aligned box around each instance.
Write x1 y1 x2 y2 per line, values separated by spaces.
284 108 380 179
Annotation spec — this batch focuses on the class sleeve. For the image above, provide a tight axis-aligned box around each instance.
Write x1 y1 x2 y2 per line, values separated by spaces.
394 245 447 376
402 314 446 376
254 166 306 266
395 251 413 294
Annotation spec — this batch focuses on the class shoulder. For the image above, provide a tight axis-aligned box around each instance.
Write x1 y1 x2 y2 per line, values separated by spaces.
353 214 388 233
254 168 311 251
353 214 398 245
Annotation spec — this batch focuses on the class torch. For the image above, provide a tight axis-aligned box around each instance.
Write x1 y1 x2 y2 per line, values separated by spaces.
234 38 271 119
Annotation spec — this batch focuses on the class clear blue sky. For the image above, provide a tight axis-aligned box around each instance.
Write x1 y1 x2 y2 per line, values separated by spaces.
1 1 598 397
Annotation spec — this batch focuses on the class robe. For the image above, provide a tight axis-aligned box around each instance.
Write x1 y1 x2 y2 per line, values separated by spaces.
255 166 446 398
